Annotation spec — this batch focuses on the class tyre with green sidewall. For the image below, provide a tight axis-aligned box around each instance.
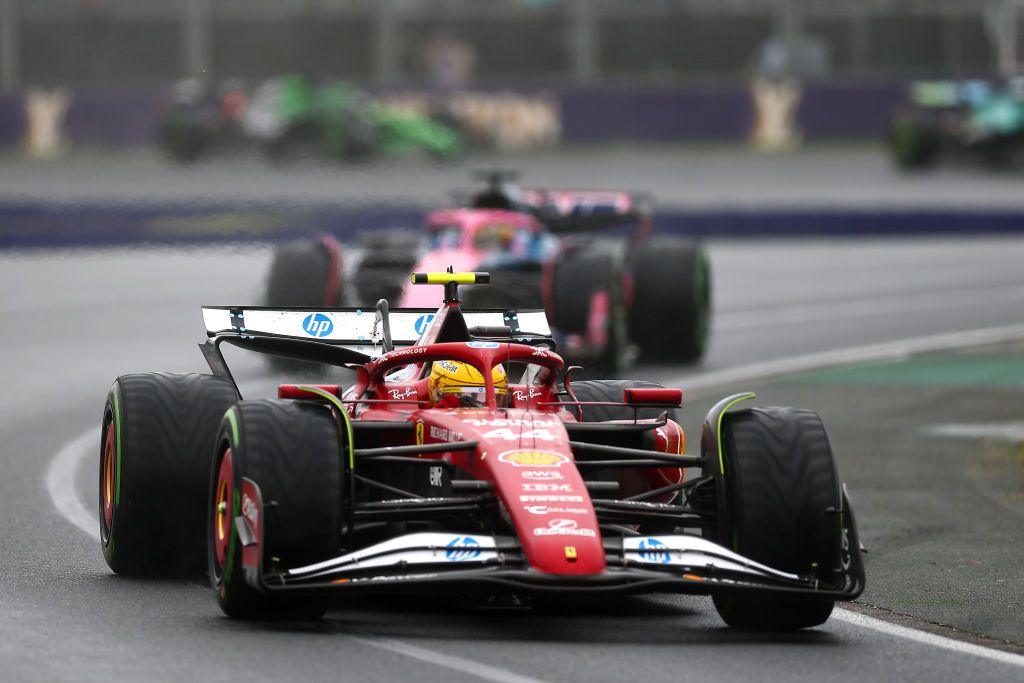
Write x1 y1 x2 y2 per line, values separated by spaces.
712 406 842 630
628 237 710 363
100 373 238 576
887 116 940 170
209 399 344 619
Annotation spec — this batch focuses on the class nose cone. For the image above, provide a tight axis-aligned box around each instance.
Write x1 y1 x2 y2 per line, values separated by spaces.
460 410 607 575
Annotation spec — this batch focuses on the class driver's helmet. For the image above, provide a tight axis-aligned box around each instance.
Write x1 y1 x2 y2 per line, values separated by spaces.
428 360 508 407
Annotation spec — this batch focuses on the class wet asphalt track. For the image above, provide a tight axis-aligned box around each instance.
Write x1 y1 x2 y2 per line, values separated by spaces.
6 145 1024 209
2 238 1024 682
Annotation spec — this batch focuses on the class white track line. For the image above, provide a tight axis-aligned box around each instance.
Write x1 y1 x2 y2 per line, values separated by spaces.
667 323 1024 393
832 611 1024 668
350 634 550 683
45 428 550 682
715 284 1024 332
922 421 1024 442
45 322 1024 667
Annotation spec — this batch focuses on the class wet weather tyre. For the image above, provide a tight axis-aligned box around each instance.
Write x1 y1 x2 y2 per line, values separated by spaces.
100 373 239 576
567 379 677 423
628 238 710 363
263 239 343 374
712 407 842 630
209 400 344 619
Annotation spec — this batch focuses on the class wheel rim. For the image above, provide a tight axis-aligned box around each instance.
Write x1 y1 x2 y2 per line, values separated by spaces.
101 421 116 532
213 448 234 572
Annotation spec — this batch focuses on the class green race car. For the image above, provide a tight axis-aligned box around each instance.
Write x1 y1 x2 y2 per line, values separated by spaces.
157 76 463 163
887 78 1024 170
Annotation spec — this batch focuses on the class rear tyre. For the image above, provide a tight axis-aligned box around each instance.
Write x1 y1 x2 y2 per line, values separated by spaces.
352 230 420 305
263 238 343 375
209 400 344 619
567 380 681 521
549 250 625 375
566 379 677 423
887 116 940 170
712 407 841 630
100 373 238 576
157 114 211 163
628 238 710 363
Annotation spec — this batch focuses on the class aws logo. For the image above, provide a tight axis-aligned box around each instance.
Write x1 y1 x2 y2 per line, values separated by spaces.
301 313 333 337
414 314 435 335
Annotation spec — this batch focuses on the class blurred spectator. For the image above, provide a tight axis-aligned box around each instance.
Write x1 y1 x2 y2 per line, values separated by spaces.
422 32 476 91
749 33 829 152
24 89 70 159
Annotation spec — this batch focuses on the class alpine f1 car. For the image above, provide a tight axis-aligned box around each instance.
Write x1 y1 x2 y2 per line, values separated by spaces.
264 172 710 374
100 271 863 628
887 78 1024 170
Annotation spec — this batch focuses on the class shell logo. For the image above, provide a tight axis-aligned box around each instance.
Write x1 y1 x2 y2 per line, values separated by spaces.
498 450 569 468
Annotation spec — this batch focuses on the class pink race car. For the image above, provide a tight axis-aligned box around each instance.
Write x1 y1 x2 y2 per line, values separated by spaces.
264 172 710 373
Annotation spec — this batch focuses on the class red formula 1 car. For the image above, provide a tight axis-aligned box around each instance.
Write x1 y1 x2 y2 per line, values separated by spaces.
99 272 862 628
264 172 711 374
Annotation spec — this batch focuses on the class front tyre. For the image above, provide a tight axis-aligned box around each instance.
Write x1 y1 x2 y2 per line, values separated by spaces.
100 373 238 576
712 407 842 630
209 400 344 619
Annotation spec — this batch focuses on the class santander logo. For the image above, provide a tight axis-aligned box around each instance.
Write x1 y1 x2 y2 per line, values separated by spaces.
532 518 596 538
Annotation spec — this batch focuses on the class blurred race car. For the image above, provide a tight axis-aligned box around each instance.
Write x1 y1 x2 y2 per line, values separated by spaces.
157 79 250 162
265 172 711 373
887 78 1024 169
244 76 462 163
157 76 462 163
99 271 864 627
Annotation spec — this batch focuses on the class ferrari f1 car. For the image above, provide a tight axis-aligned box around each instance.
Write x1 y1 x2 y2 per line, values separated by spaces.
99 271 862 628
264 172 710 373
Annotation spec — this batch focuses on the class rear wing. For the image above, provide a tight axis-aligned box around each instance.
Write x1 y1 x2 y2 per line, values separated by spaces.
201 306 552 358
455 171 652 233
518 188 652 233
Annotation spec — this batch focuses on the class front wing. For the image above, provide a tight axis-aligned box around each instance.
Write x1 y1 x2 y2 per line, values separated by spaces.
235 478 865 600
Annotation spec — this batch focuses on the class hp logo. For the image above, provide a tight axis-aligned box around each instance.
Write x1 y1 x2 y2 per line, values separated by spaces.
445 536 481 561
301 313 333 338
638 538 671 564
414 314 435 335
